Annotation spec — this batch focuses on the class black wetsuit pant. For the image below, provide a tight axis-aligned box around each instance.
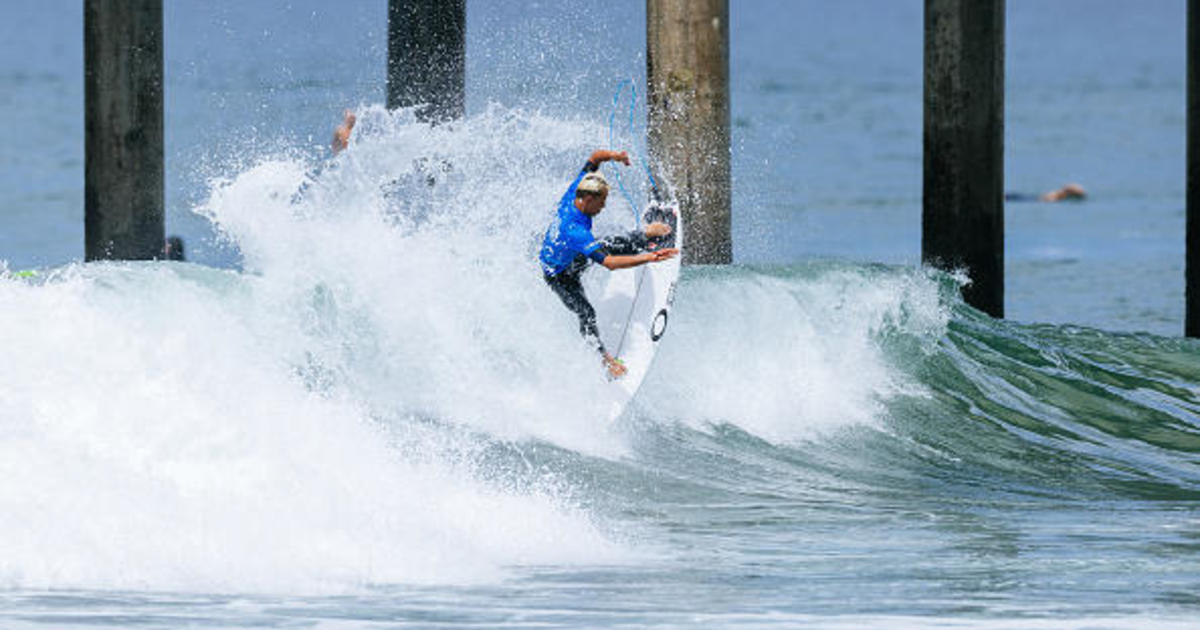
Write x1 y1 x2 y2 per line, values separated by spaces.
543 232 648 356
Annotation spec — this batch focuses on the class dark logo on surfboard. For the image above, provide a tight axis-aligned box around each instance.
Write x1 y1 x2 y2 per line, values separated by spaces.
650 309 669 341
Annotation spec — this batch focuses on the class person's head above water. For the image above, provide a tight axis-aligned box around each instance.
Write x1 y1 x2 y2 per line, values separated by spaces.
575 171 610 216
163 235 185 261
1040 183 1086 202
577 171 609 196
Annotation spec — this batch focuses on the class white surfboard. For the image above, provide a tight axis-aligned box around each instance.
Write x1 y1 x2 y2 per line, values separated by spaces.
591 202 682 420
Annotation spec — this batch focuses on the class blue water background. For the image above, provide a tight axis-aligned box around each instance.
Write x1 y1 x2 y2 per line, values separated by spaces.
0 0 1189 335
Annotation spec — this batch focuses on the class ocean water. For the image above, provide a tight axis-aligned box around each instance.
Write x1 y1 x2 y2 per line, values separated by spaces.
2 1 1199 629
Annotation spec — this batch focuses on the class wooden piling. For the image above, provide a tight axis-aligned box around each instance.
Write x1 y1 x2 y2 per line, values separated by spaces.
1188 0 1200 337
387 0 465 122
647 0 732 265
922 0 1005 317
84 0 164 261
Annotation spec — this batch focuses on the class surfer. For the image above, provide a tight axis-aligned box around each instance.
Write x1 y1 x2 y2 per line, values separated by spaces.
540 150 679 379
161 235 185 261
291 110 358 205
1005 183 1086 203
331 109 356 155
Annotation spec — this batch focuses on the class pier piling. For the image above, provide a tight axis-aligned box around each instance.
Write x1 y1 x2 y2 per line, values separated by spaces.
84 0 164 261
922 0 1005 317
387 0 465 123
647 0 732 265
1188 0 1200 337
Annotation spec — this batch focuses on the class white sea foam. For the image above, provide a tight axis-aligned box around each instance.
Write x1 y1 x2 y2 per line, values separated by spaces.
640 264 949 442
0 106 649 594
0 263 631 594
196 104 641 454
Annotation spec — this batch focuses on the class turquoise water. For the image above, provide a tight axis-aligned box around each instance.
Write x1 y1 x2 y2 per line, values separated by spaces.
2 1 1198 629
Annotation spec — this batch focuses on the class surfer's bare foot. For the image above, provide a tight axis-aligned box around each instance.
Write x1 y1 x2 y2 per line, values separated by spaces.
645 222 672 239
604 354 627 379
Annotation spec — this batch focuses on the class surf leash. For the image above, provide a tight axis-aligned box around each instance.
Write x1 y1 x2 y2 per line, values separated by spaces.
607 79 640 226
608 79 666 225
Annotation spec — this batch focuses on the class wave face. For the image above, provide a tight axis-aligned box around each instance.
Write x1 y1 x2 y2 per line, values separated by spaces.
2 107 1199 611
636 264 1200 505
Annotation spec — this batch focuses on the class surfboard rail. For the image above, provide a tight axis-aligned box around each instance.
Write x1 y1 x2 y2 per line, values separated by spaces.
592 201 683 420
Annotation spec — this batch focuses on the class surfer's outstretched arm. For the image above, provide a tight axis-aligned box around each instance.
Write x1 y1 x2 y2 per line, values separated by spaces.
588 150 630 166
600 248 678 271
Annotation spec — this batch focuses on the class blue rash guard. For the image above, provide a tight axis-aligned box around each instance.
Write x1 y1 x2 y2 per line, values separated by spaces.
538 160 650 357
539 162 608 276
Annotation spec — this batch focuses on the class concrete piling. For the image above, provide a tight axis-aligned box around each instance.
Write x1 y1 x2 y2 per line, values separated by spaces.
922 0 1006 317
387 0 465 123
84 0 164 261
647 0 732 265
1187 0 1200 337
